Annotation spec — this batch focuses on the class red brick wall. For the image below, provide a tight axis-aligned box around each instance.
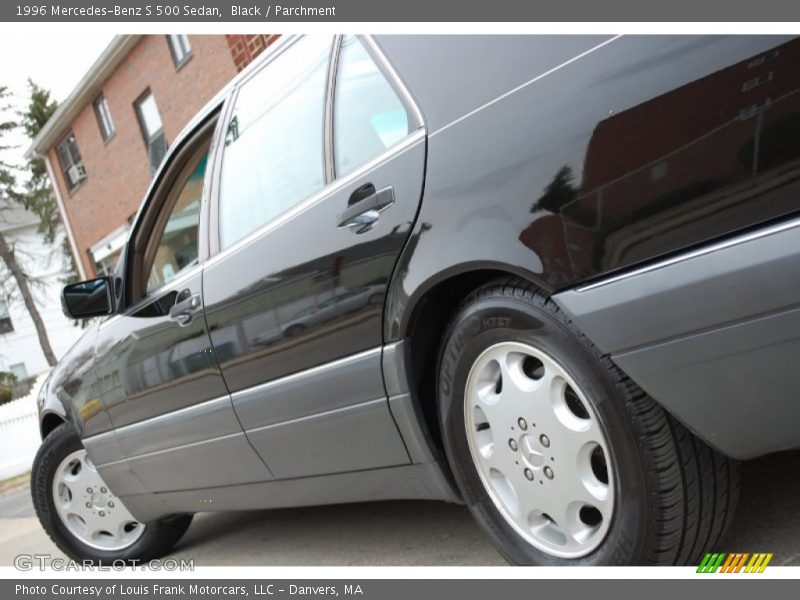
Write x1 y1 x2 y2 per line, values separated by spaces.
225 35 280 72
47 35 238 277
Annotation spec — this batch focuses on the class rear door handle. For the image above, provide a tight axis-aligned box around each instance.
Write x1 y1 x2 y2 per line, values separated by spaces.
337 185 395 234
169 290 201 326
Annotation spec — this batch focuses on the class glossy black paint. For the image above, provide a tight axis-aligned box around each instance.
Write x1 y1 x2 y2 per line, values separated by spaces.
378 35 800 339
202 140 425 393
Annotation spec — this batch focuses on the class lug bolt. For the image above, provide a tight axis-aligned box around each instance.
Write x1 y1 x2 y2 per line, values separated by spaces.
540 434 550 448
100 487 107 493
524 468 534 481
108 501 114 508
85 502 92 508
517 418 528 430
544 466 554 479
86 487 92 493
99 511 105 517
508 439 518 451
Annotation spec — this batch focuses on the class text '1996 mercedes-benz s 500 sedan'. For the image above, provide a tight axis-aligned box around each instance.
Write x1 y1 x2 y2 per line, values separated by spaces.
32 34 800 565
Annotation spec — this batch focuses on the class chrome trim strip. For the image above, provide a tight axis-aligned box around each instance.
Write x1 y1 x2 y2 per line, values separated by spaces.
382 340 403 354
577 216 800 292
83 394 232 441
362 35 426 129
97 431 243 468
323 35 342 183
204 130 426 269
430 35 622 140
229 346 383 403
82 428 116 445
246 398 387 434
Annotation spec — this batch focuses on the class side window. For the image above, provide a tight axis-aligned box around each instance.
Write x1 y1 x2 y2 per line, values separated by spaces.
144 143 208 294
218 36 332 250
333 36 412 177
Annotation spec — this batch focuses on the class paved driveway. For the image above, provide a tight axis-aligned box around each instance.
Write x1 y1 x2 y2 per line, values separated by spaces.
2 451 799 566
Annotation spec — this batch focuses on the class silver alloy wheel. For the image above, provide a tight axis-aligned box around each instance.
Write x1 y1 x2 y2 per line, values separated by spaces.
52 449 145 551
464 341 614 558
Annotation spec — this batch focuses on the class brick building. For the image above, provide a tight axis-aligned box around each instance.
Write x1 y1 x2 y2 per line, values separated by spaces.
27 34 277 278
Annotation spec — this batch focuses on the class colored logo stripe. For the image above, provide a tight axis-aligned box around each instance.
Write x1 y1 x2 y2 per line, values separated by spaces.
697 552 773 573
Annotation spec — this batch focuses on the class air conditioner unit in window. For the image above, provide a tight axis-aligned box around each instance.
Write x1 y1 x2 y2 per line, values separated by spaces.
67 164 87 186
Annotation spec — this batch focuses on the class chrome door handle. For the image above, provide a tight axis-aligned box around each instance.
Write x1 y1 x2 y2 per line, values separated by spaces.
169 291 201 326
337 186 394 234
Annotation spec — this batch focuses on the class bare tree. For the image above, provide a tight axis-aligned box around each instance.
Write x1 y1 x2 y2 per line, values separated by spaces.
0 85 58 367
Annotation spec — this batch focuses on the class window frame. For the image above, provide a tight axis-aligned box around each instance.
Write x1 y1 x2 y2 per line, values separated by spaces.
166 34 193 69
328 34 419 179
207 34 424 258
93 93 116 143
55 131 86 193
133 89 168 175
122 110 222 308
141 140 208 296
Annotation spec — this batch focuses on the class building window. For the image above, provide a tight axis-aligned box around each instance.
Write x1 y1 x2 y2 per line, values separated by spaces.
747 49 779 69
167 35 192 68
134 90 168 175
742 71 773 92
93 93 115 142
8 363 28 381
740 98 772 120
55 131 86 191
0 300 12 334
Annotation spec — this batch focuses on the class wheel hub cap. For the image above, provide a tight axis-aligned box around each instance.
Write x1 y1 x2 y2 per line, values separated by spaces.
52 449 145 551
464 341 614 558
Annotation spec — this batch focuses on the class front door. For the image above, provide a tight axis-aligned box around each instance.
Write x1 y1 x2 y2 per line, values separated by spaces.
91 122 271 494
202 35 427 478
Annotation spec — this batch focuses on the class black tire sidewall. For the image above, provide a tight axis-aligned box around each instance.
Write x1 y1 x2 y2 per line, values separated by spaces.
32 424 189 564
438 294 651 565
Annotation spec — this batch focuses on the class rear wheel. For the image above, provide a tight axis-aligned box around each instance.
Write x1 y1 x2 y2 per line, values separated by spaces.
32 423 193 563
437 279 741 565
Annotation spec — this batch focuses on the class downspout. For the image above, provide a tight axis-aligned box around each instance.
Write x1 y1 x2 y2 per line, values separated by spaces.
43 155 87 280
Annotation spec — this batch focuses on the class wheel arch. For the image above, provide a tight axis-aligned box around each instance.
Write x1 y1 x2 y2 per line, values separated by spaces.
40 411 67 440
399 266 550 451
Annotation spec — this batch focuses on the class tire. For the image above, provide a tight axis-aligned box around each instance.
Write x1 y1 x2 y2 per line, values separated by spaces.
31 423 193 564
437 278 741 565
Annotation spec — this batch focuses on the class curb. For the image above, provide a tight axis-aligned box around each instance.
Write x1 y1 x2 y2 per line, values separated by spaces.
0 471 30 495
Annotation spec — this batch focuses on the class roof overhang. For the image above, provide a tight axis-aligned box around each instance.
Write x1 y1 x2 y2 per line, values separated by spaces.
25 35 142 160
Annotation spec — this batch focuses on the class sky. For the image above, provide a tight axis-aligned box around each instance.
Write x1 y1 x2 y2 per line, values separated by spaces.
0 32 115 173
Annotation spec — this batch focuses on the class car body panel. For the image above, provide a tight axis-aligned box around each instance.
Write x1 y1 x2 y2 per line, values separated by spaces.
381 34 799 335
554 218 800 459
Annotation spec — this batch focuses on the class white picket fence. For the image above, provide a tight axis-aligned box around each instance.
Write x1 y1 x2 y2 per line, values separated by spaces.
0 372 49 481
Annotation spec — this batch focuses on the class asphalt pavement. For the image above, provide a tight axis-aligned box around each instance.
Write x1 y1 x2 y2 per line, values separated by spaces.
2 450 799 566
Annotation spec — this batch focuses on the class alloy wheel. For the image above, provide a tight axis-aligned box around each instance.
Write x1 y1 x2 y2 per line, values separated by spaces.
52 449 145 551
464 341 614 558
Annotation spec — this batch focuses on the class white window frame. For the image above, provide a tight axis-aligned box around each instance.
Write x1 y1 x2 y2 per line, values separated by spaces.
167 34 192 68
93 93 115 142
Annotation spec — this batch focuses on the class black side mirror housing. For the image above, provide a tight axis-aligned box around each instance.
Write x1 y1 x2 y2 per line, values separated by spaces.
61 277 114 319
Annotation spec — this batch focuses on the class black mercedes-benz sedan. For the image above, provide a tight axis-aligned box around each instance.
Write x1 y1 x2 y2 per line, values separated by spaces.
33 34 800 565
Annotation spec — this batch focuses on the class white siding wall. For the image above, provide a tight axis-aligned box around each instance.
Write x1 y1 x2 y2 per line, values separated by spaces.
0 223 83 376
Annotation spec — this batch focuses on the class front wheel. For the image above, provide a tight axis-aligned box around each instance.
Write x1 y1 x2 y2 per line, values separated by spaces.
32 423 193 563
437 280 740 565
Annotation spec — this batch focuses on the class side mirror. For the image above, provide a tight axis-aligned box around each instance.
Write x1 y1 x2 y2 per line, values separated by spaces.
61 277 114 319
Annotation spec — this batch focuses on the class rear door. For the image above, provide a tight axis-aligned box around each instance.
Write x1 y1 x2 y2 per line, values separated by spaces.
203 35 427 479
